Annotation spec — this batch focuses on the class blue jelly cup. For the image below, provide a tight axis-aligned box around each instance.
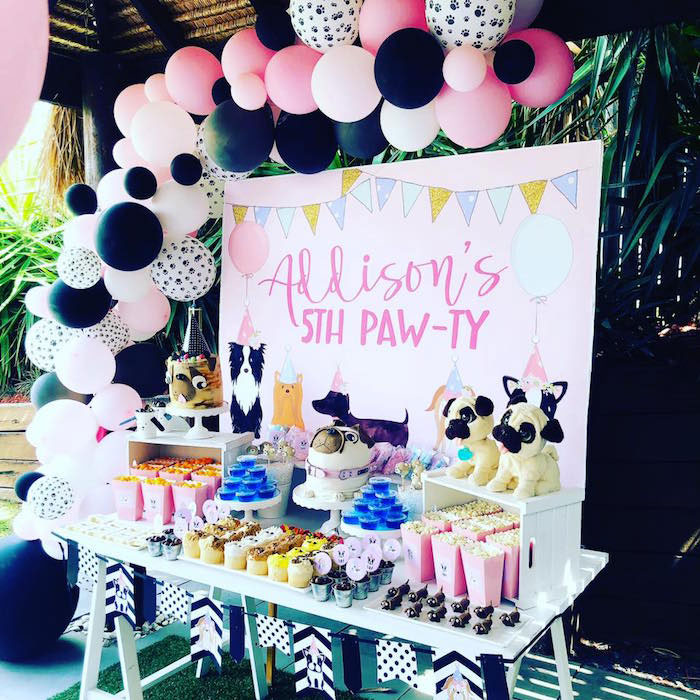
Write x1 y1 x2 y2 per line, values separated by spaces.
246 465 267 479
242 475 265 488
229 467 247 479
385 513 408 529
237 455 258 468
360 486 378 500
388 503 405 516
236 488 257 502
368 477 392 493
359 514 379 530
343 511 360 525
368 503 390 518
376 492 397 505
354 500 371 513
218 489 237 501
257 484 277 499
224 476 242 488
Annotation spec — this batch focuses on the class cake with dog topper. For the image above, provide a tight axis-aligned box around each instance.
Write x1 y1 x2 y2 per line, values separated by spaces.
165 307 223 410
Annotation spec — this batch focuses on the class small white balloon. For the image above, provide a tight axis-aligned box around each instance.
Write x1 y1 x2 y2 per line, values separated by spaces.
96 168 137 210
57 246 102 289
151 237 216 302
130 101 197 167
150 180 209 239
104 266 154 302
63 214 99 250
380 100 440 151
25 285 52 318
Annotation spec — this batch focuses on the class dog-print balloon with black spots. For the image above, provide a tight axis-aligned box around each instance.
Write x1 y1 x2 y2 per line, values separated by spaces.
289 0 362 53
27 476 75 520
425 0 515 51
57 246 102 289
78 310 130 355
24 318 76 372
151 238 216 302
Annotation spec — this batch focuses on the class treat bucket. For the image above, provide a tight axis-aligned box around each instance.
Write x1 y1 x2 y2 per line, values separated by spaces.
112 480 144 521
311 577 333 602
333 583 355 608
401 525 436 583
353 577 370 600
460 544 505 607
368 571 382 592
431 536 467 597
163 541 182 561
257 461 294 518
141 482 174 524
172 483 208 517
129 466 160 480
378 562 395 586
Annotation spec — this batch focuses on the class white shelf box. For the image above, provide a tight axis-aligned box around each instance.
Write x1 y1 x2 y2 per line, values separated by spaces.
423 470 585 609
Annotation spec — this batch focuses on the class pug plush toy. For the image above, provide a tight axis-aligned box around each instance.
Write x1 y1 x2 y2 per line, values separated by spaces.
443 395 499 486
487 402 564 499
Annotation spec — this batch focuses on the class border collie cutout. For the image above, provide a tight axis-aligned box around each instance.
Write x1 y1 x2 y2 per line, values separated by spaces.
229 342 266 437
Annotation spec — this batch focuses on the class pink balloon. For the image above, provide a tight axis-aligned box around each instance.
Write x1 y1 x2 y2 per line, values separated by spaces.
228 221 270 276
55 337 116 394
435 73 512 148
165 46 224 116
93 430 131 481
359 0 429 55
64 214 99 250
0 1 48 165
230 72 268 111
114 84 148 137
25 285 51 318
112 138 171 184
222 28 276 83
265 46 321 115
144 73 173 102
115 286 171 339
507 30 574 108
28 400 98 456
79 484 116 518
90 383 142 431
443 45 487 92
12 507 39 541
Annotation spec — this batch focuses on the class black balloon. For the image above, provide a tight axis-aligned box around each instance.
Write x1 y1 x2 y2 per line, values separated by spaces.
124 166 157 199
255 8 296 50
170 153 203 186
64 183 97 216
203 100 274 173
276 110 337 174
375 28 445 109
114 343 167 398
96 201 163 271
493 39 536 84
14 471 43 502
334 102 388 159
48 279 112 329
30 372 90 408
0 537 79 661
212 77 230 106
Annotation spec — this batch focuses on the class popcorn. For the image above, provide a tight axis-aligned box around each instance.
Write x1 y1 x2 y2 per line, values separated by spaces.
144 477 170 486
460 540 503 558
402 521 439 535
433 532 469 546
194 467 222 477
442 499 503 518
113 475 140 482
173 480 206 489
486 530 520 547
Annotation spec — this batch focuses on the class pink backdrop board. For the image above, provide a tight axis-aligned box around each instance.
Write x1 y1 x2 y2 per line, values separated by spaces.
221 142 603 488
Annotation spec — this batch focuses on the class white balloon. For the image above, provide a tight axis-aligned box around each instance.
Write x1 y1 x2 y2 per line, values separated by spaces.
63 214 99 250
28 399 98 455
380 101 440 152
96 168 136 210
25 285 51 318
55 336 116 394
104 266 154 302
151 180 209 239
198 170 225 219
130 101 197 167
57 246 101 289
511 214 574 297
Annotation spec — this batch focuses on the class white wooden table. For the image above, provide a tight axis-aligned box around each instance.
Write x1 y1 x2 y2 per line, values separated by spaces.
60 526 607 700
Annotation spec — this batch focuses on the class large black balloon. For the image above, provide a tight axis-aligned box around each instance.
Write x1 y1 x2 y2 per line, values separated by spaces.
375 28 445 109
14 471 43 501
276 111 337 174
64 183 97 216
494 39 536 85
114 343 167 398
96 201 164 271
30 372 90 408
212 77 230 106
334 102 388 159
124 166 157 200
0 537 79 661
170 153 203 185
255 8 296 50
203 100 274 173
48 279 112 329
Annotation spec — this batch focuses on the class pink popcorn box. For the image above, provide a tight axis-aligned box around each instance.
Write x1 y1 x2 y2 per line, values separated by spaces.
431 536 467 597
486 537 520 599
141 482 174 524
194 473 222 501
422 515 451 532
401 525 435 583
159 469 191 483
111 480 144 521
129 466 160 480
452 521 495 542
172 483 208 517
460 544 505 607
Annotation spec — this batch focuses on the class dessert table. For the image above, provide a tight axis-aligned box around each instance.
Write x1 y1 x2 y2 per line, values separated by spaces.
58 523 607 700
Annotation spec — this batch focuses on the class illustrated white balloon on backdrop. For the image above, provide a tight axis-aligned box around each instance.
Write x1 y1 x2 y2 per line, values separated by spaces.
290 0 362 52
511 214 574 297
77 310 131 355
56 246 101 289
151 237 216 302
104 266 154 303
150 180 209 239
27 476 75 521
24 318 76 371
380 100 440 152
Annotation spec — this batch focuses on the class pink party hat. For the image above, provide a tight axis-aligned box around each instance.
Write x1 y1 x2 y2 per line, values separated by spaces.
331 367 345 392
443 364 464 399
521 345 548 390
237 309 256 346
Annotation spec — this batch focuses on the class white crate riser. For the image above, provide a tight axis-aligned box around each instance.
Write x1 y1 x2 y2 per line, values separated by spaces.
423 471 584 609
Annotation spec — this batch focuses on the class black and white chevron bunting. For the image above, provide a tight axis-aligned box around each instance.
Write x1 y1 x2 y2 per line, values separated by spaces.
293 623 335 700
105 562 136 629
433 648 484 699
189 593 223 671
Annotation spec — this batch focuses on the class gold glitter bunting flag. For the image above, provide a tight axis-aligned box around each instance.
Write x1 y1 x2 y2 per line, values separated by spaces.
233 206 248 224
341 168 362 196
519 180 547 214
302 204 321 234
429 187 452 222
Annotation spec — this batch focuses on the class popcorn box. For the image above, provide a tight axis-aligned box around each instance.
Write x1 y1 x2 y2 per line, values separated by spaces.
129 464 160 480
401 523 436 582
422 513 452 532
172 481 208 517
111 478 144 521
460 542 505 607
431 534 467 597
141 480 174 524
194 469 222 500
486 532 520 599
159 467 191 483
452 519 495 542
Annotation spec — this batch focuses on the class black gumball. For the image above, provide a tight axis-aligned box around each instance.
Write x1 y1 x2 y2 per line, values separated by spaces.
170 153 203 186
14 471 44 502
30 372 90 408
275 110 337 174
113 343 168 398
211 77 231 106
493 39 536 85
64 183 97 216
48 279 112 329
124 166 157 199
374 28 445 109
334 102 388 159
255 8 296 50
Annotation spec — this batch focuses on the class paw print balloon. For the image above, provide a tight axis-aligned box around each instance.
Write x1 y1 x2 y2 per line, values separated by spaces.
28 476 75 520
290 0 362 53
425 0 515 51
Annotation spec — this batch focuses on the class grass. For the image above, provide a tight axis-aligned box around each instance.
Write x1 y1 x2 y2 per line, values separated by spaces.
0 499 20 538
49 635 363 700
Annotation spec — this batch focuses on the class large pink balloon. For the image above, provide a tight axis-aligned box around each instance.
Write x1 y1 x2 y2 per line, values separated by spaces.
507 30 574 108
112 138 171 184
265 46 321 115
79 484 116 518
0 2 48 165
12 507 39 541
222 28 276 83
228 221 270 276
27 400 99 456
144 73 173 103
64 214 99 250
165 46 224 116
359 0 429 55
25 285 52 318
90 384 142 431
115 286 171 339
92 430 131 481
114 84 148 137
55 337 116 394
435 73 512 148
130 101 197 167
230 72 268 111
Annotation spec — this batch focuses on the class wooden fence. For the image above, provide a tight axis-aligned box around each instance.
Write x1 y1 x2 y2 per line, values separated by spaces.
0 403 37 502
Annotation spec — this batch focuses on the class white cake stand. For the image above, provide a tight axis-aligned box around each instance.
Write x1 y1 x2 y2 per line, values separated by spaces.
292 484 356 535
215 493 282 522
340 521 403 539
165 402 229 440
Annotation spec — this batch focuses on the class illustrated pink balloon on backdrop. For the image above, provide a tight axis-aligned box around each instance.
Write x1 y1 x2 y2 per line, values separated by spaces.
55 336 116 394
510 0 545 32
228 221 270 275
113 84 148 137
115 286 171 339
27 400 99 456
130 101 197 167
144 73 173 102
443 45 487 92
435 73 513 148
222 28 276 83
90 383 142 431
165 46 224 116
25 285 52 318
265 45 321 115
112 138 171 184
63 213 99 250
230 72 268 111
358 0 429 55
506 30 575 108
